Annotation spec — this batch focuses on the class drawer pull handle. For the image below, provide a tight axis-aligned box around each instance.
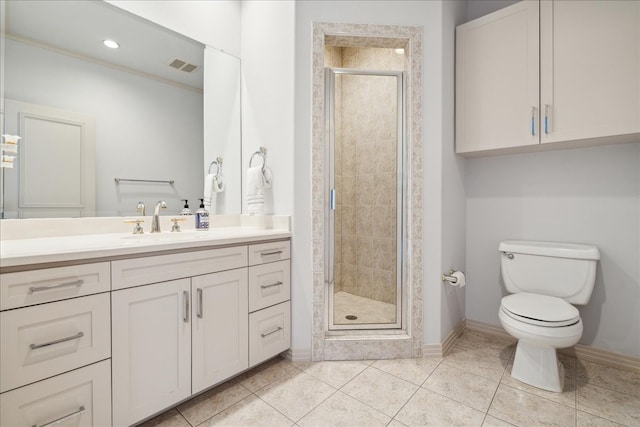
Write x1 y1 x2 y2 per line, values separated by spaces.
261 326 283 338
197 288 203 319
32 405 85 427
183 291 190 323
261 281 283 289
260 250 283 257
29 279 83 294
30 331 84 350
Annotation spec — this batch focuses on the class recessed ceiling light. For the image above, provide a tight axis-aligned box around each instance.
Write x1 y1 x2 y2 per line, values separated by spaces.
395 48 405 55
103 39 119 49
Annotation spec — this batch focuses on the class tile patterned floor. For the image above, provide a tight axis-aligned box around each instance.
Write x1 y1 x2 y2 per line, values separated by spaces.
139 330 640 427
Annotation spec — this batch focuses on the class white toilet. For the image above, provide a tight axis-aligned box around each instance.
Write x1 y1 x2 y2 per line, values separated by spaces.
498 240 600 392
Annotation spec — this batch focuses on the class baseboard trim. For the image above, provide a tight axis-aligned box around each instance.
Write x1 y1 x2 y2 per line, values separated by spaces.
422 319 466 358
281 348 312 363
465 319 513 340
466 319 640 373
560 344 640 372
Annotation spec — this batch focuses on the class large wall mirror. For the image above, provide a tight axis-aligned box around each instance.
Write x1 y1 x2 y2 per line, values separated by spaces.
0 0 241 219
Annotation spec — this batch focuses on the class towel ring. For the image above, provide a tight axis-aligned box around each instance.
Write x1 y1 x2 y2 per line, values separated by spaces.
249 147 267 172
208 157 223 176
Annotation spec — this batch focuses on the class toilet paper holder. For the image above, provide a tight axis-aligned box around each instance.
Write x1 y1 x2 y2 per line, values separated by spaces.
442 270 461 284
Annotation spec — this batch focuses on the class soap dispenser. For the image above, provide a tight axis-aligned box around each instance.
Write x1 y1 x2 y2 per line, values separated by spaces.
195 198 209 230
180 199 193 215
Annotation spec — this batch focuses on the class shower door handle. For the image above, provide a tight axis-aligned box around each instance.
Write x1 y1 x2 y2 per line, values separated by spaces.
330 189 336 210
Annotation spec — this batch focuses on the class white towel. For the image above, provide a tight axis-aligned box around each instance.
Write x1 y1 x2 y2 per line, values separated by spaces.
203 174 216 213
247 167 265 215
262 168 272 189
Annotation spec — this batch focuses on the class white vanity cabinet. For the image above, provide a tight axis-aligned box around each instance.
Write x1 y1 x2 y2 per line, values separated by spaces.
0 262 112 427
1 233 291 427
110 240 289 426
456 0 640 155
248 243 291 367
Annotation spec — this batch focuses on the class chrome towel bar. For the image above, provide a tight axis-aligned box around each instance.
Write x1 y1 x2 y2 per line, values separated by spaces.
115 177 175 184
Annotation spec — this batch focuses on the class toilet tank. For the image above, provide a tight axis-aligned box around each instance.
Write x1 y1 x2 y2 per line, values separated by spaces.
499 240 600 305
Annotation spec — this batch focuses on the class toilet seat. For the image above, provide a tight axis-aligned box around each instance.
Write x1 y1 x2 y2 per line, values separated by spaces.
500 293 580 327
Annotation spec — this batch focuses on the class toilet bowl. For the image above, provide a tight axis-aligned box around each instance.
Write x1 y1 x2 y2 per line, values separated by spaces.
499 293 583 391
497 241 599 392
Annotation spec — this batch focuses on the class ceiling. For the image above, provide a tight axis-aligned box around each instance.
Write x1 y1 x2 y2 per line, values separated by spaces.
5 0 204 90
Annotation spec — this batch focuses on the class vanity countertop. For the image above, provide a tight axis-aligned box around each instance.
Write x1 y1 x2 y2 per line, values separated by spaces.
0 227 291 269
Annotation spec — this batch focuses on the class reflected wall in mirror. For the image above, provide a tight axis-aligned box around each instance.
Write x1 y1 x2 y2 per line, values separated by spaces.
0 0 241 218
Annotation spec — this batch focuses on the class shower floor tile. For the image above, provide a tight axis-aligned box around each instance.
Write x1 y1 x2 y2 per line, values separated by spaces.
333 291 396 325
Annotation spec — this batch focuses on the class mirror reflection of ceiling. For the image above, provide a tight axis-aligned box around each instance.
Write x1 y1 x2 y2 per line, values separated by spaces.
5 0 204 91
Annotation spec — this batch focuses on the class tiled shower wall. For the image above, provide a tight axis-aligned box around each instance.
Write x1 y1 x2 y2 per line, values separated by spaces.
325 46 404 304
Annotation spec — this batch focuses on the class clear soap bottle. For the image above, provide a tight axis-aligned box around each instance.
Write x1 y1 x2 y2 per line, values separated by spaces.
195 198 209 230
180 199 193 215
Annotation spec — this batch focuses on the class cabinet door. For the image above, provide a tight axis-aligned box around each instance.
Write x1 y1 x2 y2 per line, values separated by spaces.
112 279 191 427
456 0 539 153
541 0 640 144
191 269 248 394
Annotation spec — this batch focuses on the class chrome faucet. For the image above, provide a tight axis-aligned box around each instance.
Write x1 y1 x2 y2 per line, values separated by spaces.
151 201 167 233
136 201 145 216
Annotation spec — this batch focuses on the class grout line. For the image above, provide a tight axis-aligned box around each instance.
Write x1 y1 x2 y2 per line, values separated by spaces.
337 365 413 421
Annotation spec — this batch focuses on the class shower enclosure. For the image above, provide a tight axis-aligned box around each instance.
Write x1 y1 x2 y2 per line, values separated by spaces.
324 67 406 330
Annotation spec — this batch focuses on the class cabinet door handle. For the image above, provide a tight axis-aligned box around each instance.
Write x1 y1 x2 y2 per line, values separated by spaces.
30 331 84 350
260 281 283 289
531 106 536 136
32 405 85 427
544 104 550 134
29 279 83 294
197 288 203 319
183 291 190 322
261 250 283 257
261 326 283 338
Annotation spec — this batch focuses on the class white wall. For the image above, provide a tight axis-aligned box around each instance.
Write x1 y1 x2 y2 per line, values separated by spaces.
240 1 295 216
106 0 241 57
3 39 203 217
465 143 640 357
467 0 520 21
440 0 468 340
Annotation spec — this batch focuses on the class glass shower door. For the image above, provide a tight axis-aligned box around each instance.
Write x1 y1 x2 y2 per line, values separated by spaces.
325 68 405 330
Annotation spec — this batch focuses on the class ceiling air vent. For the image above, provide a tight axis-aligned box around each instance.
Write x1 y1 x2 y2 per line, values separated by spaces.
168 58 200 73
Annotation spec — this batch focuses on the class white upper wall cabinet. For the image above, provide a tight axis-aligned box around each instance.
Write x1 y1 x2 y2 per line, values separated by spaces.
456 1 540 153
456 0 640 155
540 0 640 144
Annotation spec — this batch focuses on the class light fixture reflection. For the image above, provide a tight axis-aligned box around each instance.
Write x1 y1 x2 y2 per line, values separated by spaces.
103 39 119 49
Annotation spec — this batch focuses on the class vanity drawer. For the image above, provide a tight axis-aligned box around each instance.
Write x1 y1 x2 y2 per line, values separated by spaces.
0 359 111 427
111 246 248 290
0 293 111 393
248 260 290 312
249 301 291 367
248 240 290 266
0 262 110 311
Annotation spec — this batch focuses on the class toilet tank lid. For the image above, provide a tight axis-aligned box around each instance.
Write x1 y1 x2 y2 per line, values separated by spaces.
499 240 600 260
